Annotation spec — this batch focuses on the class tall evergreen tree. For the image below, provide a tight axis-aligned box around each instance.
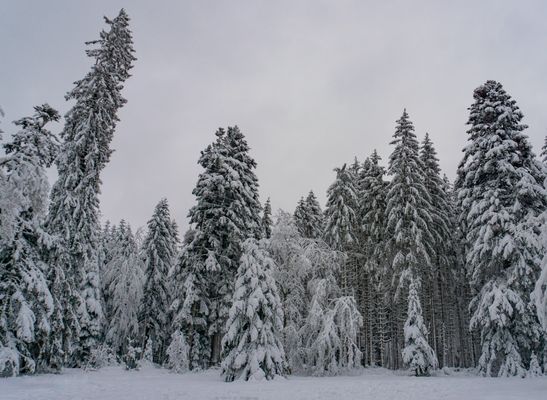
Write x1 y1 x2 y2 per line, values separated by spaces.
139 198 179 364
45 9 135 367
221 239 287 381
455 80 547 376
357 150 388 366
262 197 273 239
541 135 547 163
419 133 455 366
183 126 262 368
0 105 59 376
385 110 433 369
323 164 359 294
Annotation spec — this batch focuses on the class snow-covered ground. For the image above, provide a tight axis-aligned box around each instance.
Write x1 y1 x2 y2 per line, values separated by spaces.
1 366 546 400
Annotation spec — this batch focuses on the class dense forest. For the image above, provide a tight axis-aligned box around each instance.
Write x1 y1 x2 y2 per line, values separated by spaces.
1 9 547 381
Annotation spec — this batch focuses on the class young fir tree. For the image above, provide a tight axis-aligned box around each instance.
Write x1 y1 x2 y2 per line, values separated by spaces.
221 239 287 381
166 330 189 373
0 105 59 376
262 197 273 239
45 9 135 368
183 126 262 368
385 110 433 369
456 81 547 377
139 198 179 364
104 221 143 357
402 278 438 376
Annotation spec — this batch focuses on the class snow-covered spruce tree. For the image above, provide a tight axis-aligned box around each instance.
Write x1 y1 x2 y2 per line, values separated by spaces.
402 278 438 376
139 198 179 364
357 150 388 366
542 136 547 163
323 164 359 293
385 110 433 369
267 211 310 372
304 191 325 239
0 105 59 376
300 239 363 376
262 197 273 239
294 192 324 240
419 133 455 367
104 221 143 357
293 197 307 236
323 166 359 252
455 81 547 377
221 239 287 381
183 126 263 367
166 330 189 373
45 9 135 368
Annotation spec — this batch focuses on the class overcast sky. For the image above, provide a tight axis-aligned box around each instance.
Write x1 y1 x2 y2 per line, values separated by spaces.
2 0 546 232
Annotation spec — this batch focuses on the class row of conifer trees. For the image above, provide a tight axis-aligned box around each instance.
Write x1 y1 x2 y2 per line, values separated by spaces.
1 8 547 380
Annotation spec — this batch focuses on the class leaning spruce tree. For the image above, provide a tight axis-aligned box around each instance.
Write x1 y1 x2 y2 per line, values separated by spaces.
456 80 547 377
0 105 60 376
140 198 179 364
45 9 135 368
221 239 287 381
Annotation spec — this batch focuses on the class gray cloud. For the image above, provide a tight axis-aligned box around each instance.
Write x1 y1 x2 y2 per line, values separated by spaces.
1 0 546 232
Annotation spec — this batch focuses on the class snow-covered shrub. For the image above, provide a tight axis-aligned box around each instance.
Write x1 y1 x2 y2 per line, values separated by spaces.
84 345 117 371
166 330 189 373
123 339 141 371
0 346 19 377
301 279 362 376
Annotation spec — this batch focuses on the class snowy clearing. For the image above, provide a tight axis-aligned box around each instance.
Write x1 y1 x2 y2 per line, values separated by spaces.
1 366 546 400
